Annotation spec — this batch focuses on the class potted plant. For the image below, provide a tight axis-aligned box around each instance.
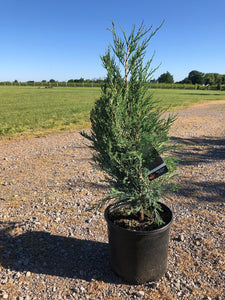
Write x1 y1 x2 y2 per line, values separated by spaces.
81 20 178 284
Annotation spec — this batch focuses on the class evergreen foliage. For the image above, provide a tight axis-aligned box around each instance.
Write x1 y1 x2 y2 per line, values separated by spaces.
81 20 178 226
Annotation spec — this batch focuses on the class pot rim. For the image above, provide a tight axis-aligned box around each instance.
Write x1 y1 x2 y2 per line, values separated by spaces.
104 201 173 236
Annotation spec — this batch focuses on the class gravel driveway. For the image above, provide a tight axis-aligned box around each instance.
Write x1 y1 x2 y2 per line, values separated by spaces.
0 100 225 299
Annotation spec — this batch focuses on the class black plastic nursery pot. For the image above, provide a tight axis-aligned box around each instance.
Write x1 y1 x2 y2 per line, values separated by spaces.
104 202 173 284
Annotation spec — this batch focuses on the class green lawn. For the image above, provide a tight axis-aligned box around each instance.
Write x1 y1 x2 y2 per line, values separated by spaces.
0 86 99 135
0 86 224 136
150 88 225 109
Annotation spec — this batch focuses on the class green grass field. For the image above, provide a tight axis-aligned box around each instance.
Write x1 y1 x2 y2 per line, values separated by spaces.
0 86 225 136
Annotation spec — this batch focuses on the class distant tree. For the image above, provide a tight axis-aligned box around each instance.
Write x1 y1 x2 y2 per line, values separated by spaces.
217 78 222 90
74 78 85 83
188 70 204 84
178 77 192 84
222 75 225 84
68 79 75 83
204 73 215 85
49 79 56 83
158 72 174 83
214 73 222 85
203 73 225 86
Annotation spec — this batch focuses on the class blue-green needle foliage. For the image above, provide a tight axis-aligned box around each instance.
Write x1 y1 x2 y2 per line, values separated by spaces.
82 20 178 226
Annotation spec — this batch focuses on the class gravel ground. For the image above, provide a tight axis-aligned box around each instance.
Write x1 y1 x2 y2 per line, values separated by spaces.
0 100 225 300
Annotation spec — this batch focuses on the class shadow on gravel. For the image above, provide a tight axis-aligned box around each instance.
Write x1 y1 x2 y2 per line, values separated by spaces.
0 224 121 284
175 181 225 203
65 178 110 191
171 136 225 203
171 136 225 165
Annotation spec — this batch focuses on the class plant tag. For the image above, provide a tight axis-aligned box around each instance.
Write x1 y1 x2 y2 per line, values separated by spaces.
147 148 168 181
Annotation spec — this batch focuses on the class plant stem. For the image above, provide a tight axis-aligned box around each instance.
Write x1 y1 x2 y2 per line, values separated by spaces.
125 46 129 90
140 209 144 222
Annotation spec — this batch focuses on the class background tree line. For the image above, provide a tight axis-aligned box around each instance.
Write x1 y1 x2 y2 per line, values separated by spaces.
156 70 225 88
1 71 224 90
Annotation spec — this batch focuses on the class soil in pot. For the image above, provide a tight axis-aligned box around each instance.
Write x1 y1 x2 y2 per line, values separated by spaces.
108 204 171 231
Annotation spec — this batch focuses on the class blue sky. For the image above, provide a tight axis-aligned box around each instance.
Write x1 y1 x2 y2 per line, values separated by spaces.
0 0 224 82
